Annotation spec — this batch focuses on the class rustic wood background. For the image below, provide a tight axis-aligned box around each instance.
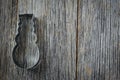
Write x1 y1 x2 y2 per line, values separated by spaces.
0 0 120 80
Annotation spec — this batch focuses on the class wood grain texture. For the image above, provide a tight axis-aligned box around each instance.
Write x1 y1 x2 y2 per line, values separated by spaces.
0 0 18 80
1 0 77 80
77 0 120 80
0 0 120 80
18 0 77 80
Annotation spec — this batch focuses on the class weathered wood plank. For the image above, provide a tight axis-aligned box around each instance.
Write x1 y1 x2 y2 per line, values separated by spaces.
0 0 120 80
77 0 120 80
0 0 18 80
43 0 77 79
17 0 77 80
0 0 77 80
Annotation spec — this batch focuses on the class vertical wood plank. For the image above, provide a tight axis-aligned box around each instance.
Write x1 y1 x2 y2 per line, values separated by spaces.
0 0 18 80
15 0 77 80
44 0 77 79
77 0 120 80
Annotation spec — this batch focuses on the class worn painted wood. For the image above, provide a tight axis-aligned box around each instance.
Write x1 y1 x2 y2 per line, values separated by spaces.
77 0 120 80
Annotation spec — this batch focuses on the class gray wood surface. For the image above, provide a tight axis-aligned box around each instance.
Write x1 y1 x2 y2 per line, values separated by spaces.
0 0 120 80
0 0 18 80
77 0 120 80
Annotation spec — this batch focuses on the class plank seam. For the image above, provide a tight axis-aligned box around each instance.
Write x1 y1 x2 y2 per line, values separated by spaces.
75 0 80 80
